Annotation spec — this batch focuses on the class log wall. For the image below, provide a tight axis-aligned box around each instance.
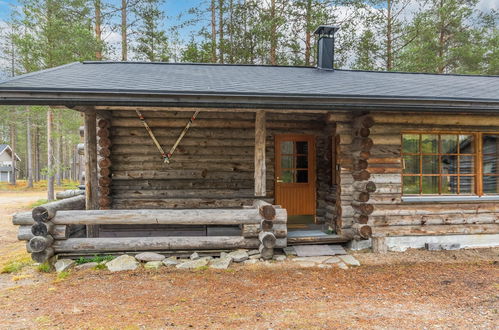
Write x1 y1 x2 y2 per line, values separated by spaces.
108 110 333 220
332 111 499 238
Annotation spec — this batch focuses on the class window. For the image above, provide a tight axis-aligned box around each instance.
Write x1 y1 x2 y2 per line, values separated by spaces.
280 141 309 183
402 133 499 196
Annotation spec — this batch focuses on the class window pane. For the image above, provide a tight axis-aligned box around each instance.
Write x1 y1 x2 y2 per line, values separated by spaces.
296 170 308 183
422 155 439 174
281 170 294 183
296 141 308 154
459 156 474 174
440 134 458 154
422 176 439 194
441 175 458 194
441 155 458 174
403 176 419 194
482 135 499 175
421 134 438 153
281 155 293 169
402 134 419 153
296 156 308 169
403 155 420 174
459 176 474 194
459 135 474 153
483 176 499 194
281 141 293 154
482 135 499 156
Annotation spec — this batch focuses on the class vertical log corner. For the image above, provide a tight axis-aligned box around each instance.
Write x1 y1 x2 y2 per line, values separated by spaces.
84 109 99 237
254 110 266 197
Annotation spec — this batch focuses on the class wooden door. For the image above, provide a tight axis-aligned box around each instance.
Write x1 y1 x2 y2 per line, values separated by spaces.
275 135 316 216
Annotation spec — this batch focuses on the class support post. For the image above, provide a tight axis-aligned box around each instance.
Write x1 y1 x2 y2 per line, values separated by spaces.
84 110 99 237
254 110 266 197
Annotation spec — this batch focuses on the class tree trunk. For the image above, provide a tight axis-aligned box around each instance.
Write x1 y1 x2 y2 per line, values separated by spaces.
95 0 102 60
9 121 16 185
218 0 224 63
211 0 217 63
56 112 62 186
386 0 393 71
228 0 234 63
270 0 277 65
34 125 40 182
47 109 55 201
26 108 34 188
121 0 128 61
304 0 312 66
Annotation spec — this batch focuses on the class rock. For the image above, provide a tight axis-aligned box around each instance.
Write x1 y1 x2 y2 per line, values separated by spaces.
426 243 461 251
75 262 98 270
283 246 297 256
209 257 232 269
176 258 210 269
249 254 261 259
190 252 200 260
55 259 75 273
339 255 360 267
106 255 140 272
220 252 229 258
162 257 179 267
324 257 341 264
442 243 460 250
228 250 249 263
425 243 442 251
135 252 165 262
248 250 260 256
273 255 286 262
318 264 332 269
292 256 330 264
336 262 349 270
144 261 163 269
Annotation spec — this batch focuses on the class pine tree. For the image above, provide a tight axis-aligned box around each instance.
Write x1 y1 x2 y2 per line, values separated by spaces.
133 0 170 62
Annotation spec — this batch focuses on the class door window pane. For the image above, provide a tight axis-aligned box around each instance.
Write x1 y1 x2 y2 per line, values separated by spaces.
422 134 438 153
441 135 458 154
281 155 293 169
441 176 458 194
402 134 419 153
281 170 294 183
403 155 420 174
483 176 499 194
281 141 293 154
422 176 439 194
296 156 308 168
482 135 499 156
296 170 308 183
296 141 308 154
403 176 419 194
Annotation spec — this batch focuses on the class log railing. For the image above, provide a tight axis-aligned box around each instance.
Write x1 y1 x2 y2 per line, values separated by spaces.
13 199 287 262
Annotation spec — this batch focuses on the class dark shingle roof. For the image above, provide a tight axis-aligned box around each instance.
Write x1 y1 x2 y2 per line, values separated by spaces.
0 61 498 108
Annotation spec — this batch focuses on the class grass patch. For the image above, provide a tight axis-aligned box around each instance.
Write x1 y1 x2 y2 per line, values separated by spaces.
75 255 115 265
29 199 49 208
55 271 70 281
37 262 52 273
0 179 79 192
1 255 33 274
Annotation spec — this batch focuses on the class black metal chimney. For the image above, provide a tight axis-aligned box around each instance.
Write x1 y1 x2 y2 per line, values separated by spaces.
314 25 339 71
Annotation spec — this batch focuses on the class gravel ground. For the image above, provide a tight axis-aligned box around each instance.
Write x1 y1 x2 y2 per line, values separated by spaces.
0 192 497 329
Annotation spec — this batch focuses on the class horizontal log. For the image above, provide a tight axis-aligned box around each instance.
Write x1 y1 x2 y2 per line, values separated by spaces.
371 213 499 226
56 189 85 200
32 195 86 222
97 128 109 138
259 231 277 248
52 209 287 225
111 145 255 156
373 113 499 126
98 147 111 157
31 247 54 263
98 158 112 169
100 168 111 177
112 136 258 147
97 118 110 129
352 191 370 203
241 223 286 238
343 223 372 239
353 115 375 129
53 236 287 252
259 245 274 260
31 222 54 237
28 235 54 253
111 170 254 180
13 212 35 225
110 161 259 172
98 137 111 148
253 200 276 220
352 181 377 193
352 170 371 181
373 223 499 236
112 198 273 209
351 202 374 215
18 225 69 240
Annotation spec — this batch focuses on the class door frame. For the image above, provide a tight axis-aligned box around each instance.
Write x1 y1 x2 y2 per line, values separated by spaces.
274 134 317 216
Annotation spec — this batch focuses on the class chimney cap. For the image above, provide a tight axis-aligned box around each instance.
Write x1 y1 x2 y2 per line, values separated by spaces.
313 25 339 36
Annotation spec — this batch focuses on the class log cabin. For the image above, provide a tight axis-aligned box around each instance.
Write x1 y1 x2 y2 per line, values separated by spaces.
1 26 498 259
